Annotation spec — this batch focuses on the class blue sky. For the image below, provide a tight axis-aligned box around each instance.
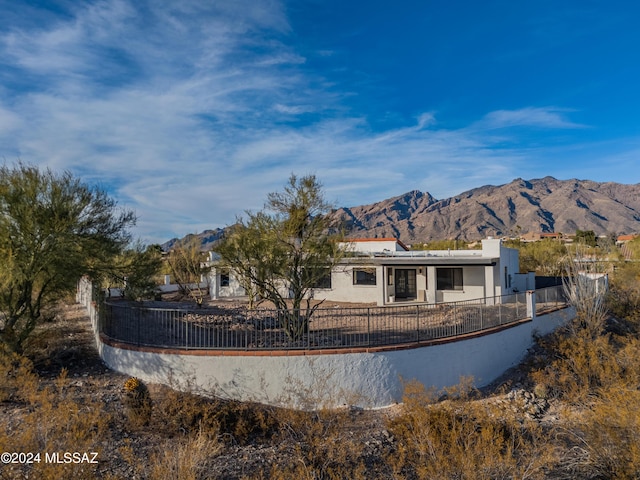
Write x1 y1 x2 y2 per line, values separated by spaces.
1 0 639 243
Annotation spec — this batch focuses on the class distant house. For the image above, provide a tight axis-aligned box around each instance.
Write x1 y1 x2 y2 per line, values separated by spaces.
520 232 563 242
208 237 533 306
617 234 639 260
617 234 638 244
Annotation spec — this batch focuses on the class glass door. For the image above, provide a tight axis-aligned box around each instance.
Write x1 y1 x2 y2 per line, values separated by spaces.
395 269 417 300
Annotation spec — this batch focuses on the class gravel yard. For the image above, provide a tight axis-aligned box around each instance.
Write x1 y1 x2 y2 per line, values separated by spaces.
102 296 528 350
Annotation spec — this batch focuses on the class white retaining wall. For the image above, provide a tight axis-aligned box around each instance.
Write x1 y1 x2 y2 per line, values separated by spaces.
77 279 574 409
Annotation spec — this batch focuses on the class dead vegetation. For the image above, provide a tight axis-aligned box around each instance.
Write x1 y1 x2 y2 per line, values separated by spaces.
1 266 640 479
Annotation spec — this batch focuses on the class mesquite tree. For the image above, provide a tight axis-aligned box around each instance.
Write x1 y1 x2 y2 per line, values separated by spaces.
109 243 164 301
0 163 136 352
166 236 211 306
215 174 344 340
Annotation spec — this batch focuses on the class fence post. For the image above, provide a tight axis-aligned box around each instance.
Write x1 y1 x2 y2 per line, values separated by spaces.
416 305 420 342
367 308 371 346
136 307 141 347
453 302 458 335
306 310 310 349
526 290 536 319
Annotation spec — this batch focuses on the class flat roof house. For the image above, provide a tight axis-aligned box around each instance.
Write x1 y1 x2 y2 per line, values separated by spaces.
209 237 532 306
309 237 532 306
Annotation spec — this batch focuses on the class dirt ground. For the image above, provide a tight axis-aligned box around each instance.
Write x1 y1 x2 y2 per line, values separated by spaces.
0 300 554 479
1 303 400 478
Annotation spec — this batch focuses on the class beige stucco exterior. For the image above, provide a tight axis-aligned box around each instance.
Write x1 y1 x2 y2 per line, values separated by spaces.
208 237 532 307
312 238 528 306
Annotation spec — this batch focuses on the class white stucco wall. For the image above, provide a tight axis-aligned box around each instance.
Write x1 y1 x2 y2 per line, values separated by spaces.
209 267 246 299
501 245 520 292
481 238 503 257
205 238 520 307
513 272 536 292
78 278 573 410
94 306 574 409
436 266 493 302
311 265 382 304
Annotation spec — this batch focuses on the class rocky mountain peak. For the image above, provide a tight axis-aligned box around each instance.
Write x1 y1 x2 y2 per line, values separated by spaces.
331 177 640 242
166 178 640 250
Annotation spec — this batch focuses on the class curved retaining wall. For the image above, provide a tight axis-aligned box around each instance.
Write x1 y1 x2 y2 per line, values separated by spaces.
82 292 573 408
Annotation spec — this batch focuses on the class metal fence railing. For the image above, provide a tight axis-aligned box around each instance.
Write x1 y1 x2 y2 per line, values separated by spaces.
99 286 567 351
535 285 569 314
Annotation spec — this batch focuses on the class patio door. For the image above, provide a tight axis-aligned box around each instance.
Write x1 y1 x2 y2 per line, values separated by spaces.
395 269 417 300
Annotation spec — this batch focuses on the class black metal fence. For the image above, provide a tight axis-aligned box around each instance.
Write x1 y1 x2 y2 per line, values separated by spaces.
535 285 569 314
99 286 568 351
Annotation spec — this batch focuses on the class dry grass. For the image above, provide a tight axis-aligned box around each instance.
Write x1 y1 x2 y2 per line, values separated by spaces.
385 379 556 480
0 354 110 479
2 267 640 479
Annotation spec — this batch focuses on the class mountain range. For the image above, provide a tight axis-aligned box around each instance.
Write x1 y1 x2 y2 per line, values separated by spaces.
332 176 640 242
163 177 640 250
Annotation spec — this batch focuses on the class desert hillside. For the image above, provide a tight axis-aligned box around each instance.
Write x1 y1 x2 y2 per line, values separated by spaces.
164 177 640 250
331 176 640 242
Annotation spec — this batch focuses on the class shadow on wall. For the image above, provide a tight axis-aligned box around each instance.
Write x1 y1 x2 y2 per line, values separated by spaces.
101 344 306 407
535 276 564 289
99 341 375 409
82 278 575 409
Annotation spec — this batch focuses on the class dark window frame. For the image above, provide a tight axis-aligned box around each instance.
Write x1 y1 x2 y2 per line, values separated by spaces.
353 267 377 286
306 267 332 289
436 267 463 291
220 268 230 287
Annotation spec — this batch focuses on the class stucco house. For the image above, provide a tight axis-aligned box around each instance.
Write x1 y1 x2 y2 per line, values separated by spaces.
208 237 533 306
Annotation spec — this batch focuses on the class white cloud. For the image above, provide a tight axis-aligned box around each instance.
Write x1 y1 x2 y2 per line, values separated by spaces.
478 107 588 130
416 112 437 129
0 1 630 244
272 103 315 115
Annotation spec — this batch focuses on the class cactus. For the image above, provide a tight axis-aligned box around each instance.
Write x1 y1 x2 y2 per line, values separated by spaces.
123 377 152 426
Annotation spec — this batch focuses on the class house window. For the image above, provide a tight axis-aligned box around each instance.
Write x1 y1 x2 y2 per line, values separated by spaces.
353 268 376 286
436 267 463 291
305 267 332 289
220 269 230 287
